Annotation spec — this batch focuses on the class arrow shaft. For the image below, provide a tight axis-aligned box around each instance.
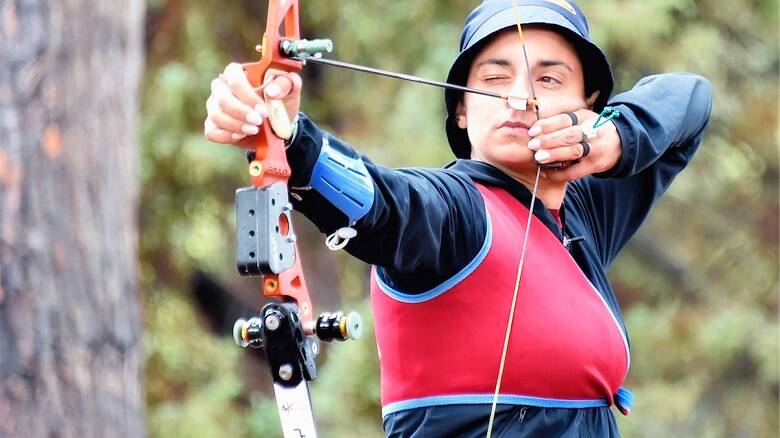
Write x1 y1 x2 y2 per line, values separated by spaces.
293 55 510 101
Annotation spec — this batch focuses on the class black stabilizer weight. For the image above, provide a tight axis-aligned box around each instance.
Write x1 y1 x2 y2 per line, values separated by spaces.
316 311 363 342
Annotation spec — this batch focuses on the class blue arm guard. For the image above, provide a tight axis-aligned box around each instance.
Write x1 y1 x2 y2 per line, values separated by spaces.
308 138 375 223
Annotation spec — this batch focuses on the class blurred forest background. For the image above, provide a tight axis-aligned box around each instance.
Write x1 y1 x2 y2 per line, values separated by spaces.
141 0 778 436
1 0 778 437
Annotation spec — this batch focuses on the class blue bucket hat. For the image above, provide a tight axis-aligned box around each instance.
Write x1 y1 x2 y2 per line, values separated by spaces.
445 0 614 159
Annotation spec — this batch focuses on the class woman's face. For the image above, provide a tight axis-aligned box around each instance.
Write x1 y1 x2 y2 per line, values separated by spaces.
457 27 596 175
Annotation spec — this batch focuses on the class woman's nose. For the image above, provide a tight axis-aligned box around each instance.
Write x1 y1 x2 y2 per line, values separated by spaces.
505 77 535 110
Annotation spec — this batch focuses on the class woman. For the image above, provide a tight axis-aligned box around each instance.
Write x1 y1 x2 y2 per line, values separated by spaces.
205 1 712 435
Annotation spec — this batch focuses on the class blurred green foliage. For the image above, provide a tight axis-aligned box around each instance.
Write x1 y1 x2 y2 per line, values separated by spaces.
145 291 248 437
140 1 778 437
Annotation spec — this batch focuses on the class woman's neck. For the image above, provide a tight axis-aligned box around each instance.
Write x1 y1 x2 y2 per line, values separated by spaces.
492 162 568 209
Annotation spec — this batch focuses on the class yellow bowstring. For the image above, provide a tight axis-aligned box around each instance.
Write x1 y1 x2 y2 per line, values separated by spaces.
485 1 543 437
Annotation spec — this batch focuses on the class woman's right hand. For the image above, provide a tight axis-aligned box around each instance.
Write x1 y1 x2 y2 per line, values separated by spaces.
204 63 303 148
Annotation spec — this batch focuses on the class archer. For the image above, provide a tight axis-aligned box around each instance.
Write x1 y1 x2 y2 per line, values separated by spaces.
205 0 712 436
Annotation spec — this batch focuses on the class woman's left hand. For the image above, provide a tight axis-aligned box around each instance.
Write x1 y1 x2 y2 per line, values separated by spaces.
526 109 622 181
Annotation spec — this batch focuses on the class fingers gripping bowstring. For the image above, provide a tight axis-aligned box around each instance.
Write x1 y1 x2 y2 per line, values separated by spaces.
485 2 542 437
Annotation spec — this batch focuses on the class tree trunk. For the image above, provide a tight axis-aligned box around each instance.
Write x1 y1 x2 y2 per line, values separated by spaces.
0 0 145 436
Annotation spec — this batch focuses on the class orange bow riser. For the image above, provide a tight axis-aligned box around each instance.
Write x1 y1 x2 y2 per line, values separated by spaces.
240 0 315 326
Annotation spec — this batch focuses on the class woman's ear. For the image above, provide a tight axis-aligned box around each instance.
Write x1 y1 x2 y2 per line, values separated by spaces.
585 90 600 110
455 101 468 129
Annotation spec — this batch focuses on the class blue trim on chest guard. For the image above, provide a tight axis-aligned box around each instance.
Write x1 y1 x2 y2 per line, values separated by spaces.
309 138 375 223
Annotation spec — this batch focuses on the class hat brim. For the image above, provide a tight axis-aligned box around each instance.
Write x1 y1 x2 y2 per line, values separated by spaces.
445 6 614 159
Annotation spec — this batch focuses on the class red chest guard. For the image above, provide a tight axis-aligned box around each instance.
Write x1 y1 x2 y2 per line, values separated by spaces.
370 184 629 416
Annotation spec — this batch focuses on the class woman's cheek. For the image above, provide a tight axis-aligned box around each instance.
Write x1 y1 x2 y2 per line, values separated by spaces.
466 123 486 151
465 105 490 148
538 94 587 118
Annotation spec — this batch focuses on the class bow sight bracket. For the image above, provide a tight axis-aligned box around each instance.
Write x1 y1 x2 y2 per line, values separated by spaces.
236 183 297 276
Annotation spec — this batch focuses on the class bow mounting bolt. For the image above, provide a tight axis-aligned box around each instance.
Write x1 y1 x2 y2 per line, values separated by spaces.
249 160 263 177
265 311 282 331
264 278 278 293
278 364 294 381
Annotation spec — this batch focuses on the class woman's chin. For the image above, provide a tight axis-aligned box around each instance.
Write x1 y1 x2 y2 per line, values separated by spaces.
494 146 535 166
471 141 535 168
480 152 537 175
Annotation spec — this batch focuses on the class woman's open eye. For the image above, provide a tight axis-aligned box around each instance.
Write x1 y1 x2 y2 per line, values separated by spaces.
538 75 562 85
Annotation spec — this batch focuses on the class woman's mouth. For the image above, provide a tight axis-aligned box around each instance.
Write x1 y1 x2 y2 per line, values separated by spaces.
498 121 531 135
